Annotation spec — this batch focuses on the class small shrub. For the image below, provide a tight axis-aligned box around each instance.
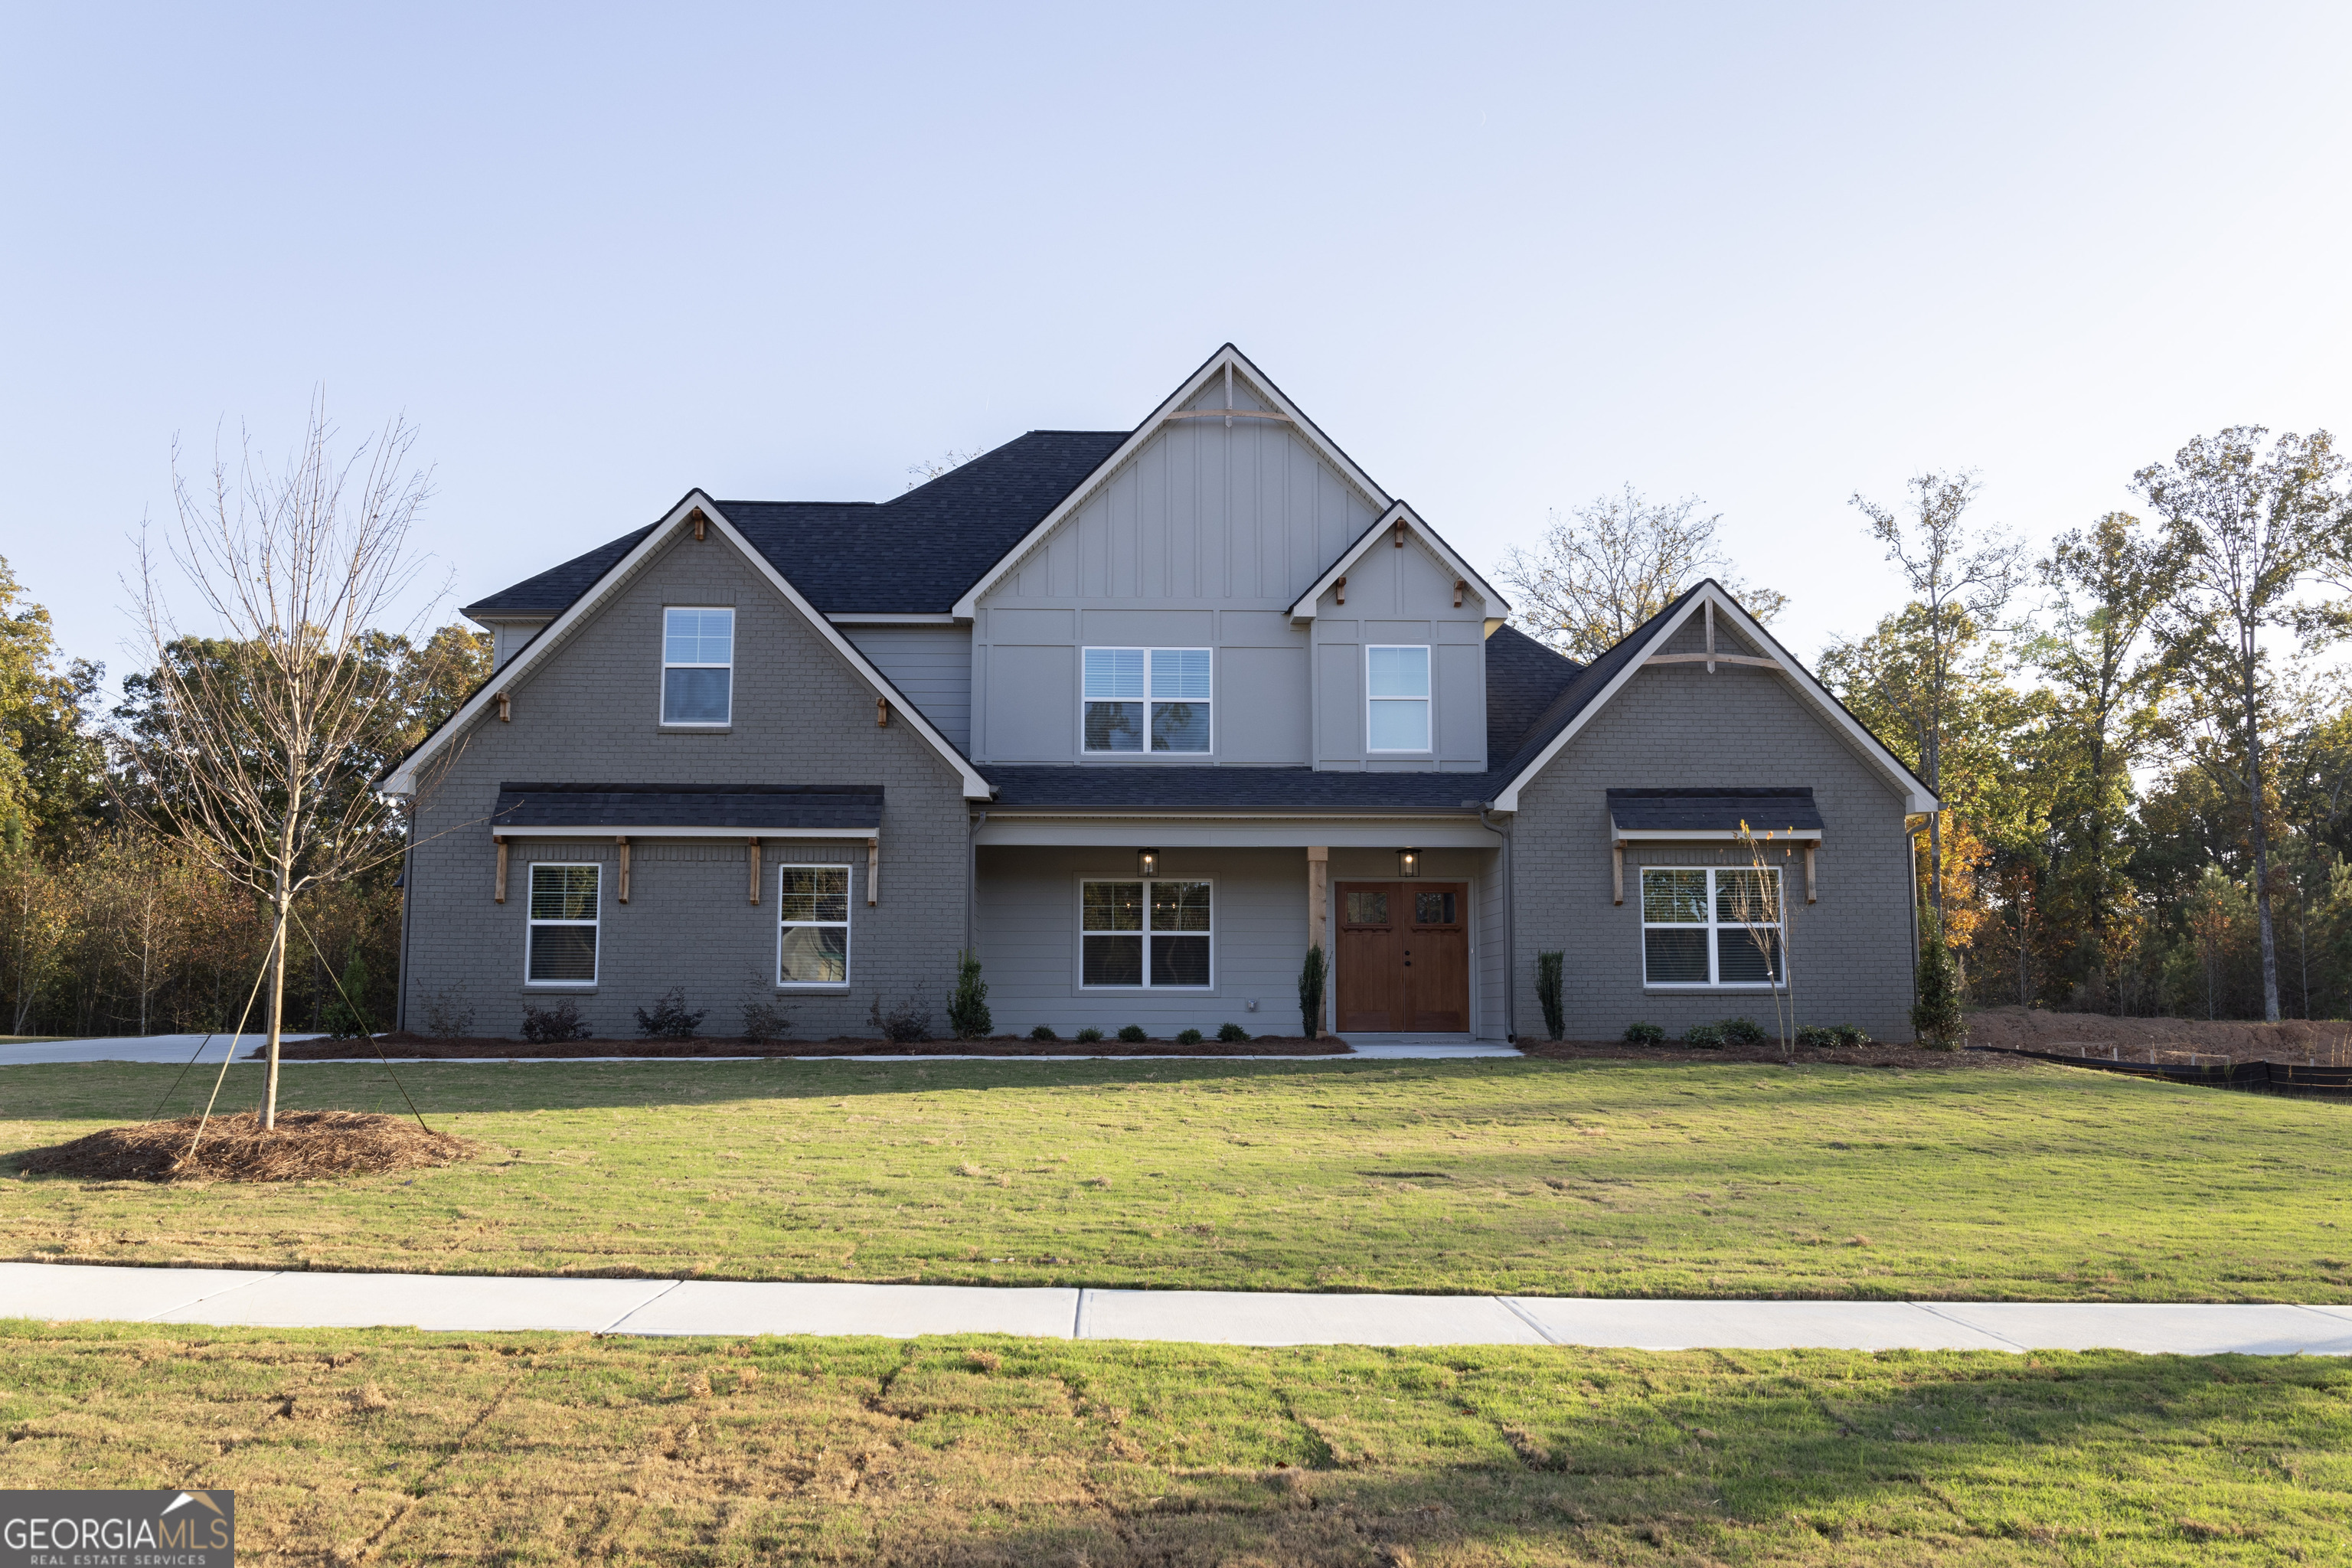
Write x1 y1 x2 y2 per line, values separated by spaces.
1075 1027 1105 1044
1719 1016 1769 1047
1117 1025 1148 1043
1175 1027 1204 1045
1536 951 1565 1041
1795 1024 1838 1048
520 999 591 1044
868 994 933 1044
946 950 992 1040
1217 1022 1251 1042
635 987 705 1040
1623 1021 1665 1045
1834 1023 1873 1047
740 999 791 1043
1030 1024 1059 1041
1682 1021 1726 1048
1298 944 1328 1040
422 986 475 1040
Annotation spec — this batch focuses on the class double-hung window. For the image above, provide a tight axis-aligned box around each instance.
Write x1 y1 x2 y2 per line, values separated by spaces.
662 607 734 724
1080 879 1212 987
1367 645 1431 751
777 865 851 986
1082 648 1210 753
1641 867 1783 986
526 864 599 984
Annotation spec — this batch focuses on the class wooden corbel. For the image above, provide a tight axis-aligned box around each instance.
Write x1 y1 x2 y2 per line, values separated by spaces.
747 837 762 904
877 697 890 727
496 691 511 723
1706 600 1715 674
1334 575 1346 606
1804 844 1818 903
493 837 508 903
1612 841 1624 905
1453 579 1467 608
616 837 631 903
689 506 708 541
1393 518 1406 547
867 837 880 905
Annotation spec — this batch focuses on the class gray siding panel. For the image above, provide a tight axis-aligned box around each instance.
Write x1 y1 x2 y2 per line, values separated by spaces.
404 527 972 1041
1507 662 1916 1043
845 625 972 751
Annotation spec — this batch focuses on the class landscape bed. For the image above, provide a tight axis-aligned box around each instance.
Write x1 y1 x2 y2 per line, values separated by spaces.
2 1319 2343 1565
5 1057 2349 1302
272 1032 1347 1058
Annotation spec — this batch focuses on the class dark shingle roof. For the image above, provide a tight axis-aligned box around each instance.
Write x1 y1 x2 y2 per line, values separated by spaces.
1606 788 1823 835
978 766 1498 813
492 782 883 832
1492 585 1706 782
461 430 1130 622
1481 625 1583 761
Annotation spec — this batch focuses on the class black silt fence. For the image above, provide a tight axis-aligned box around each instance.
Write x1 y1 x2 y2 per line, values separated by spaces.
1970 1045 2352 1099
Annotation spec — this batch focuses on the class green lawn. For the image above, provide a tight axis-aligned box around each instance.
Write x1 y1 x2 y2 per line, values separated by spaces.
2 1319 2344 1564
5 1057 2348 1302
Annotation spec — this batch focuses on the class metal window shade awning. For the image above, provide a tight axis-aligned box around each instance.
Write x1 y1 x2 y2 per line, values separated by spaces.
488 783 883 838
1607 788 1823 842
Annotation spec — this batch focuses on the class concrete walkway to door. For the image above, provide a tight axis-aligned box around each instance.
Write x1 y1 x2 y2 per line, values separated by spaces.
5 1262 2349 1355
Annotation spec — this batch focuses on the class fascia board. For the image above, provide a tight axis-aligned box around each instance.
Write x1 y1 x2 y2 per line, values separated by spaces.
492 825 879 839
1286 501 1508 622
949 345 1395 619
384 492 995 801
828 612 958 626
1491 583 1938 814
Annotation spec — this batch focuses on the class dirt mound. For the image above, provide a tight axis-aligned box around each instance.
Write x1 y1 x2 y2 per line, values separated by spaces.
286 1033 1347 1059
12 1109 479 1184
1965 1006 2352 1066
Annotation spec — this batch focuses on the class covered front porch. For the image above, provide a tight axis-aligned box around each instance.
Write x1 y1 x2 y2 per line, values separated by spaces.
969 815 1508 1041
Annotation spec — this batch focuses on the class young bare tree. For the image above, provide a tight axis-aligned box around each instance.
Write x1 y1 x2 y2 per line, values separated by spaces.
1848 472 2024 929
118 400 437 1127
1498 486 1786 661
2137 426 2349 1023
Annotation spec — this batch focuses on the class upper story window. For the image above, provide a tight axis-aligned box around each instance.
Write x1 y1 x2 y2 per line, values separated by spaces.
1367 645 1431 752
1642 867 1784 987
1083 648 1211 753
662 607 734 725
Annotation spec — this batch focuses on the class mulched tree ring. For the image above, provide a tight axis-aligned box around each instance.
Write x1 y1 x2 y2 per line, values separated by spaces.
12 1110 479 1184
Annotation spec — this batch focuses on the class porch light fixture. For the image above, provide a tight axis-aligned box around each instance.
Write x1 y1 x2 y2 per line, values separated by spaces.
1138 848 1160 877
1398 848 1421 878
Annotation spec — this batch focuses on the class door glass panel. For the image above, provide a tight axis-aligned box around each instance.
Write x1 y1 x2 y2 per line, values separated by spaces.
1344 890 1389 924
1413 891 1457 925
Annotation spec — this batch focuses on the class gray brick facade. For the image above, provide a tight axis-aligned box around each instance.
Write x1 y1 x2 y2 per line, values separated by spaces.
400 524 973 1041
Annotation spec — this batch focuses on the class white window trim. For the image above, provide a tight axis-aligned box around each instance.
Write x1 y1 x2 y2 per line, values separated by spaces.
661 605 735 727
776 863 854 989
1077 876 1215 989
1365 644 1432 753
524 861 600 987
1079 646 1214 756
1639 865 1785 989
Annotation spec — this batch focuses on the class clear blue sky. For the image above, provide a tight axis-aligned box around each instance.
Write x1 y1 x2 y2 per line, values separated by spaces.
7 3 2348 678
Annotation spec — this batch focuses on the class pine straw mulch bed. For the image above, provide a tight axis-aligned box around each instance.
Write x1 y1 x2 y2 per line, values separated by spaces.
11 1110 481 1184
1964 1004 2352 1067
1516 1037 2034 1070
274 1032 1349 1060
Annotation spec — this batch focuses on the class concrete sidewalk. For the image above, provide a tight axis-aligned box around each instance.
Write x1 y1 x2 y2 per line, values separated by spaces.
5 1263 2348 1354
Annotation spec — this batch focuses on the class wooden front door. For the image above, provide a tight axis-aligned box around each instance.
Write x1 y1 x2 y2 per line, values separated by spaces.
1334 881 1470 1033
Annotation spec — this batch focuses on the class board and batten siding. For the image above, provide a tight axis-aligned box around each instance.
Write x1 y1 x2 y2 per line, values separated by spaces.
1305 531 1488 773
845 624 972 752
1505 619 1918 1044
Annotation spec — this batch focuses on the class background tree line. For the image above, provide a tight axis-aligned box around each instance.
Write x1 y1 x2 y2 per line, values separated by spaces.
0 551 485 1039
1503 425 2352 1024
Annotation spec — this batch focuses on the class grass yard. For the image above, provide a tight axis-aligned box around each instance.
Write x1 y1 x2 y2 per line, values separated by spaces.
2 1057 2348 1301
3 1319 2345 1565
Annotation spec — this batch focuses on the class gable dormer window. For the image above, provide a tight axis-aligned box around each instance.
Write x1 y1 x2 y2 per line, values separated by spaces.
1367 645 1432 752
1083 648 1211 753
662 607 734 725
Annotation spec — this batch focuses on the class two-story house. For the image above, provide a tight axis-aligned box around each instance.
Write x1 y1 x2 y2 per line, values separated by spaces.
382 346 1933 1043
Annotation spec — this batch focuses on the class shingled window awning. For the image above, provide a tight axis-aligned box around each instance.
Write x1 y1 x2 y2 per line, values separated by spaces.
488 783 884 837
1608 789 1823 906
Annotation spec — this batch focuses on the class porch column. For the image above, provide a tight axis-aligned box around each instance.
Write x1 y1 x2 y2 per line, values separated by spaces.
1306 845 1328 951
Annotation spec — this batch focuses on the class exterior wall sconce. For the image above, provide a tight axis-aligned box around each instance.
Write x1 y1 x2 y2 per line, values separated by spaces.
1398 848 1421 878
1138 848 1160 877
